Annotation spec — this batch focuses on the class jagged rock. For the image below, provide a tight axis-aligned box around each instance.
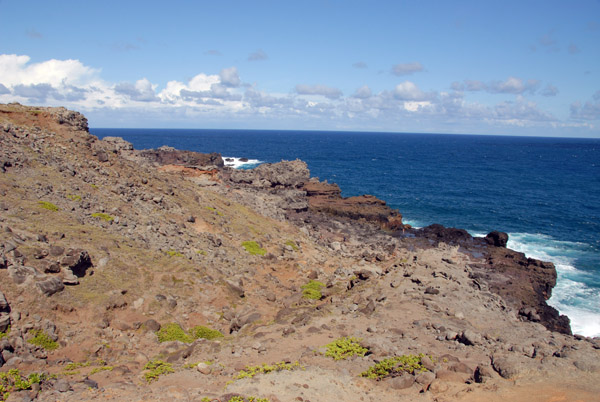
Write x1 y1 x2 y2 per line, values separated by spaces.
0 291 9 311
140 147 224 169
101 136 134 153
36 276 65 296
0 315 10 332
143 319 161 332
474 365 494 383
59 249 92 277
485 231 509 247
8 265 38 284
458 330 482 346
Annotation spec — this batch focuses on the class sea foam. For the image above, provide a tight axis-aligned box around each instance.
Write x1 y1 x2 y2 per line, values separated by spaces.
507 232 600 338
223 156 263 169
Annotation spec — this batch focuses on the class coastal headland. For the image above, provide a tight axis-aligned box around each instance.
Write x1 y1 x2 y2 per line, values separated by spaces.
0 103 598 401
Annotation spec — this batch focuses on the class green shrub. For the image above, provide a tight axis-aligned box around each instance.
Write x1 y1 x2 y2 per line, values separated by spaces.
189 325 223 340
156 323 192 343
143 360 174 383
38 201 59 211
66 194 81 202
27 330 58 351
284 240 299 251
242 241 266 256
360 354 431 379
89 366 114 375
205 206 224 216
91 212 114 222
0 326 10 340
301 280 325 300
324 337 367 360
165 249 184 257
0 369 47 401
235 361 302 380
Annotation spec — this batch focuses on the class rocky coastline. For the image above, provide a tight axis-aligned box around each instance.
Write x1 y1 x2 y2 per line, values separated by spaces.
0 103 598 402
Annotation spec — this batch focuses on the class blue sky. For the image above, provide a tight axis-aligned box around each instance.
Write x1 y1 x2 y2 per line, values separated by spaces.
1 0 599 137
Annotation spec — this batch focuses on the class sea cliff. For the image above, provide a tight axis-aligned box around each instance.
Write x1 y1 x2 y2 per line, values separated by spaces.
0 103 598 402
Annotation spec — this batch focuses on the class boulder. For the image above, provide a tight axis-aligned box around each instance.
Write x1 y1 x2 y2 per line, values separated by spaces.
36 276 65 296
60 249 92 277
485 231 509 247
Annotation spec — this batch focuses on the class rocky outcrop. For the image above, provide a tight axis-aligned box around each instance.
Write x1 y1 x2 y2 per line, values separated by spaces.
140 146 224 169
303 179 405 231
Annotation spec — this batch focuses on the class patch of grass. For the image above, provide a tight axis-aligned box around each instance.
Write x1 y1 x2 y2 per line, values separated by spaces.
38 201 59 212
66 194 82 202
196 250 207 256
284 240 299 251
360 354 431 379
242 241 266 256
64 361 90 370
189 325 224 340
156 323 192 343
301 280 325 300
89 366 114 375
0 326 10 340
165 249 184 257
205 206 224 216
27 330 58 351
324 337 367 360
0 369 47 401
91 212 114 222
143 360 174 383
235 361 302 380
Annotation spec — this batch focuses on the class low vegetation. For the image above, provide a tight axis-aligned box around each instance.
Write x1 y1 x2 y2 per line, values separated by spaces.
143 360 174 383
301 280 325 300
242 241 266 256
38 201 59 211
0 369 46 401
324 337 368 360
156 323 223 343
91 212 114 222
27 330 58 351
235 361 303 380
360 354 431 379
165 249 184 257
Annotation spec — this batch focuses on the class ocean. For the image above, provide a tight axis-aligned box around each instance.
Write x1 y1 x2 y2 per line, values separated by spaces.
92 128 600 337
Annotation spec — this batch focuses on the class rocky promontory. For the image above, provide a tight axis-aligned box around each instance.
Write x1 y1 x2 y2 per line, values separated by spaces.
0 103 597 402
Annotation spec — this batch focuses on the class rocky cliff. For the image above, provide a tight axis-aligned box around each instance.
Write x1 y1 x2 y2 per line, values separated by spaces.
0 103 597 402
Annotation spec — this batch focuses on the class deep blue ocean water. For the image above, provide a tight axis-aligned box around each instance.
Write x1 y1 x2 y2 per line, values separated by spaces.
92 128 600 337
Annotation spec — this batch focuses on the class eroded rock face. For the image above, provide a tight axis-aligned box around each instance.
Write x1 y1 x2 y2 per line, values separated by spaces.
485 231 509 247
140 146 224 169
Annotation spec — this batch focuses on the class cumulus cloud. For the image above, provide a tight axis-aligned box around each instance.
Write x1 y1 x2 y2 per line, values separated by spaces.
393 81 431 101
248 49 268 61
219 67 241 87
352 85 372 99
570 91 600 120
295 84 342 100
0 83 10 94
541 84 559 97
0 54 98 86
391 62 424 76
352 61 368 69
452 77 541 95
12 83 56 101
114 78 158 102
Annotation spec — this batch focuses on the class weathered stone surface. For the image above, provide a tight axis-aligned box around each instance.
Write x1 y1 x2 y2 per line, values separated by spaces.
36 276 65 296
59 249 92 277
390 374 415 389
485 231 509 247
492 355 522 379
140 146 224 169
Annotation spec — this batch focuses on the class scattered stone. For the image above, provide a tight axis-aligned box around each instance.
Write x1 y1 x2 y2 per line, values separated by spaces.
36 276 65 296
197 362 211 374
390 374 415 389
424 286 439 295
491 354 522 379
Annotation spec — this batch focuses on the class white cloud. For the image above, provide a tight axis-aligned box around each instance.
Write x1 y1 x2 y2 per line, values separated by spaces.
571 91 600 120
391 62 424 76
0 54 98 87
219 67 241 87
295 84 342 100
393 81 430 101
114 78 158 102
352 85 372 99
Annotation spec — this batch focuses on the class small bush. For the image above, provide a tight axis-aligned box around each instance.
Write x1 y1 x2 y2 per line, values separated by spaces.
360 354 431 379
242 241 266 256
324 337 367 360
143 360 174 383
285 240 299 251
301 280 325 300
66 194 82 202
0 326 10 340
235 361 302 380
89 366 114 375
205 206 224 216
165 249 184 257
38 201 59 212
189 325 223 340
0 369 47 401
91 212 113 222
156 323 192 343
27 330 58 351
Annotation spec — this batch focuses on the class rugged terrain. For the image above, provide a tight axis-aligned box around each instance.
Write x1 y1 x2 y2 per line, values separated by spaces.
0 103 598 402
